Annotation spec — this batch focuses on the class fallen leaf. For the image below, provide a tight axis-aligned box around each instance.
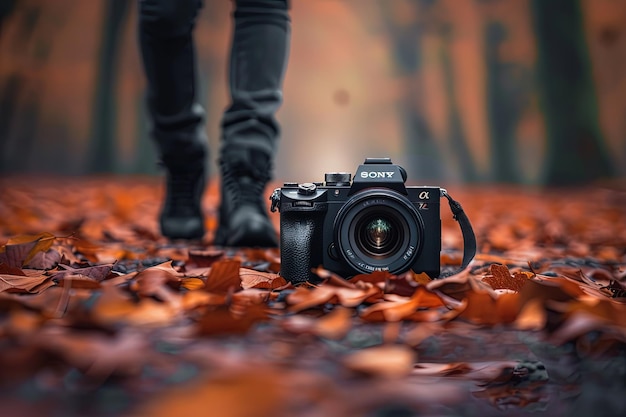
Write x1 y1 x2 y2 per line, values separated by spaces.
482 264 531 292
412 362 473 377
0 273 54 294
187 249 224 268
0 262 26 276
205 259 242 293
239 268 287 290
456 290 520 325
6 232 56 266
312 306 353 340
342 344 415 378
132 368 286 417
360 286 446 322
196 303 268 336
53 264 114 282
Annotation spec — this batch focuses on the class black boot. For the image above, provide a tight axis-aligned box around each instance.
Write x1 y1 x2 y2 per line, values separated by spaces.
214 152 278 247
159 165 206 240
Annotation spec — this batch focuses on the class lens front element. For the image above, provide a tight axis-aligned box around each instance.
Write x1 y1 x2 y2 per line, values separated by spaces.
365 218 393 250
356 214 402 258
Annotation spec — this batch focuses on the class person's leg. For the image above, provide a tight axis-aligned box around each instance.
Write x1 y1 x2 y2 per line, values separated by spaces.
138 0 207 239
215 0 291 247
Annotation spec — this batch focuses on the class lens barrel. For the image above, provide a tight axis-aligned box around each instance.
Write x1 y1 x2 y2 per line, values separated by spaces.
334 189 423 274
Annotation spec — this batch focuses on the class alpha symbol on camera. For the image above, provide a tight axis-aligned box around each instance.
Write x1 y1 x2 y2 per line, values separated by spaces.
360 171 395 179
419 191 430 199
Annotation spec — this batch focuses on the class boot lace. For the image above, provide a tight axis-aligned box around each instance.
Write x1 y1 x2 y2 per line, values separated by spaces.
166 169 202 215
222 165 269 208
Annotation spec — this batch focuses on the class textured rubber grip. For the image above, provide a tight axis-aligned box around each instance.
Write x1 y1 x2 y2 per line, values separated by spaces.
279 211 324 284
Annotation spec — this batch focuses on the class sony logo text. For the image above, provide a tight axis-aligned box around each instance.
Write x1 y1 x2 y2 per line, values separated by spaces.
360 171 395 179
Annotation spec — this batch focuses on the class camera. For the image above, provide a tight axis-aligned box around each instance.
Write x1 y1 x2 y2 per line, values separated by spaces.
270 157 476 284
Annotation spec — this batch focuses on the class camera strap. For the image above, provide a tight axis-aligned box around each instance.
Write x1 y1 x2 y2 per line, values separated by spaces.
441 190 477 277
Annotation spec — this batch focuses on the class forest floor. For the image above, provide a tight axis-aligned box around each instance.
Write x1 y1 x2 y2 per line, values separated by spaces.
0 175 625 417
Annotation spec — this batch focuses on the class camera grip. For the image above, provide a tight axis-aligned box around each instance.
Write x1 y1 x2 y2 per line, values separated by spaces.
280 211 324 284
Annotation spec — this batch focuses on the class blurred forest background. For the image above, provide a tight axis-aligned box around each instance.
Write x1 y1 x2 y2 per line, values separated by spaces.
1 0 625 185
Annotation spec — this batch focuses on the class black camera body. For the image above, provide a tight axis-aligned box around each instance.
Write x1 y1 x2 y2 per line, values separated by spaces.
271 158 445 284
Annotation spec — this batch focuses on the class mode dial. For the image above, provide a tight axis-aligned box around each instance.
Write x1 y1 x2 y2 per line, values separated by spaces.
297 182 317 195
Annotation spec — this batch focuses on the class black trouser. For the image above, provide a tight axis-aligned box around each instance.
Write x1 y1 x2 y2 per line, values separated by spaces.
138 0 290 170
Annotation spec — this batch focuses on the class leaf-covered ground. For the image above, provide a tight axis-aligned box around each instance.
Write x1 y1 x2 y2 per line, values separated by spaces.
1 176 625 417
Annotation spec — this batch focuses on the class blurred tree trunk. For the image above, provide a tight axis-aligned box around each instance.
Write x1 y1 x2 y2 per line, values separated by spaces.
484 21 531 183
441 32 477 182
88 0 130 173
0 74 22 173
0 0 17 38
531 0 614 185
0 3 46 174
379 0 444 181
1 1 25 172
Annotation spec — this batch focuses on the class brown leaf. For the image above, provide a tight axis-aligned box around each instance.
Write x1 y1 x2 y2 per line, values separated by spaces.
56 273 102 289
456 291 520 325
33 329 150 379
404 322 443 346
384 271 432 296
548 311 626 346
187 249 224 268
196 303 269 336
71 239 102 263
412 362 473 377
4 310 44 335
0 262 26 276
3 232 56 267
239 268 288 290
182 291 227 311
426 273 493 302
131 262 182 307
313 266 357 288
124 299 180 326
205 259 242 293
24 248 61 270
360 286 446 322
181 277 205 290
88 285 135 322
342 344 415 378
312 306 353 340
0 273 53 294
514 299 546 331
286 286 338 312
133 368 286 417
348 270 392 285
53 264 114 282
285 284 382 312
517 277 581 312
482 264 531 292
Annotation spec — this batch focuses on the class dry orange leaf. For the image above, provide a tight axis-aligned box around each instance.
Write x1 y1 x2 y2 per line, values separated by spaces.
205 259 242 293
312 306 353 340
133 368 286 417
196 303 269 336
0 273 54 294
456 291 520 325
342 344 415 378
360 286 446 322
482 264 531 292
239 268 287 290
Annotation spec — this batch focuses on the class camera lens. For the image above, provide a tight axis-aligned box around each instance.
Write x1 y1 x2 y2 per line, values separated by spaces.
334 189 424 274
356 215 401 258
365 218 392 249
